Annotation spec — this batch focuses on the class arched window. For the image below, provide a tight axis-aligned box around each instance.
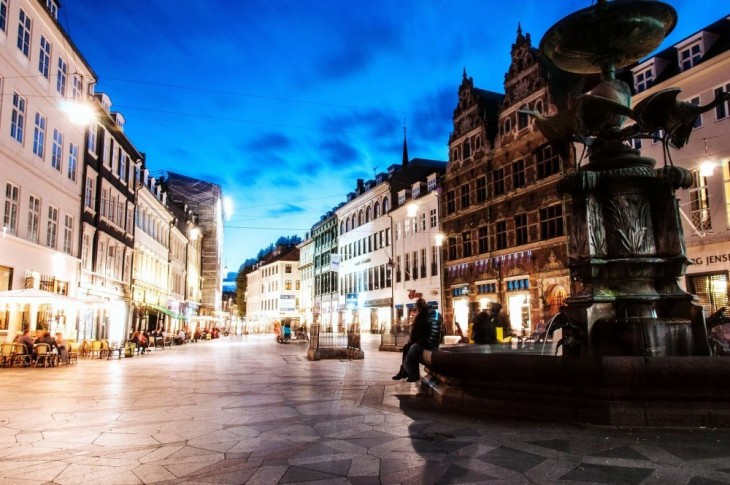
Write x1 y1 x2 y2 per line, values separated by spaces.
534 99 544 114
365 206 371 222
374 201 380 218
503 118 512 134
358 210 364 226
382 197 390 213
340 221 345 234
345 218 350 232
518 104 529 130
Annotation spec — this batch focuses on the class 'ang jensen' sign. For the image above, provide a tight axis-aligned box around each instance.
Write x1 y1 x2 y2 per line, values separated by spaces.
690 253 730 266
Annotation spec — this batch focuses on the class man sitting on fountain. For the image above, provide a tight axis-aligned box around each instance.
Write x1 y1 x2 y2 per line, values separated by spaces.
399 298 441 383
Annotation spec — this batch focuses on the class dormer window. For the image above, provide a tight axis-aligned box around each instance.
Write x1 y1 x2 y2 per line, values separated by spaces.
45 0 58 19
634 68 654 93
427 176 437 192
398 193 406 205
679 41 702 71
412 184 420 198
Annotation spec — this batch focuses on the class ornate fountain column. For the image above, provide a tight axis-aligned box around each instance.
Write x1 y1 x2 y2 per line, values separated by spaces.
539 1 710 356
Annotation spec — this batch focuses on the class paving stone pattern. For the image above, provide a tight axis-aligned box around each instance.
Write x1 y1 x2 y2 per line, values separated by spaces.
1 335 730 484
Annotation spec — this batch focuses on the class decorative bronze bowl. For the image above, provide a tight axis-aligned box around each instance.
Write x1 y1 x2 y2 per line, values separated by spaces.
540 0 677 75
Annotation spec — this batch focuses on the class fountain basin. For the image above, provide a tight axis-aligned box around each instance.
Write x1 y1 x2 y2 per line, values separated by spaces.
421 346 730 427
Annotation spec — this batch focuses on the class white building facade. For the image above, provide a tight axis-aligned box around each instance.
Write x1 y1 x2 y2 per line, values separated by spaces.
0 0 95 340
245 246 301 330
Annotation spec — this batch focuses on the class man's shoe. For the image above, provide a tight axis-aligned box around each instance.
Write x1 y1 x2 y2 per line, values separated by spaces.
392 373 404 380
406 376 420 382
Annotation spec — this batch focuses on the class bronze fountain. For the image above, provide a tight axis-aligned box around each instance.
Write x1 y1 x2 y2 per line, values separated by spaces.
421 0 730 426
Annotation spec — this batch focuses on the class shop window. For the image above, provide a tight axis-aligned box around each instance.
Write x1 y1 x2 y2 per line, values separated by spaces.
687 272 728 315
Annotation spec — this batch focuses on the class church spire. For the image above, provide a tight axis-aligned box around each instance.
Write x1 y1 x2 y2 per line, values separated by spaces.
402 121 409 168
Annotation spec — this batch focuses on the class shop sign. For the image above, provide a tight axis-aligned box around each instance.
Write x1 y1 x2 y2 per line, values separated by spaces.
280 294 296 311
407 289 423 299
689 253 730 266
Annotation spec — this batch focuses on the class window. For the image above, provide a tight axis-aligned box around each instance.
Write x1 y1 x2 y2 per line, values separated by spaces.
56 57 67 96
32 112 46 158
518 105 529 130
430 208 437 228
503 118 511 134
515 213 528 245
687 96 702 129
46 206 57 248
46 0 59 19
629 136 643 150
404 253 410 281
540 204 565 240
634 68 653 92
512 159 525 189
715 83 730 121
87 123 97 154
285 280 292 290
84 177 93 209
476 176 487 203
536 145 561 179
68 143 78 181
382 197 389 213
496 220 507 250
446 190 456 214
478 226 488 253
17 9 31 57
462 231 472 257
38 36 51 78
72 74 82 99
687 273 728 315
63 215 73 254
420 213 426 231
11 93 26 143
27 195 40 243
0 0 8 33
427 177 437 192
365 206 371 222
396 256 402 282
448 237 457 261
462 138 471 159
51 129 63 171
679 42 702 71
374 201 380 218
689 169 712 232
285 264 292 273
431 246 438 276
3 183 19 235
493 168 505 196
460 184 470 209
118 153 126 180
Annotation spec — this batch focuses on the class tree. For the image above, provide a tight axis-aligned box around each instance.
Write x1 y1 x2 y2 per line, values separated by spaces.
235 258 256 318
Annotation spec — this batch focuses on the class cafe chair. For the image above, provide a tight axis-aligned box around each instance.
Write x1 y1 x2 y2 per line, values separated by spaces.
0 343 14 367
34 343 53 367
11 343 31 367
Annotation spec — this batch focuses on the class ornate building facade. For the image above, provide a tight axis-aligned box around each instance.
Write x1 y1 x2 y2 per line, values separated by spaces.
441 27 575 337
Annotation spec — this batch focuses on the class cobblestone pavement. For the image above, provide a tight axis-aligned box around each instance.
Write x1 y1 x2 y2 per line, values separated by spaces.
1 334 730 484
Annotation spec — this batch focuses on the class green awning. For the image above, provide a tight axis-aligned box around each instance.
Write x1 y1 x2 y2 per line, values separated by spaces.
148 304 187 320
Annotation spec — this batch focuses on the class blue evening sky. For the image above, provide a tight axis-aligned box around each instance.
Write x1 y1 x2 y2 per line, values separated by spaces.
60 1 725 269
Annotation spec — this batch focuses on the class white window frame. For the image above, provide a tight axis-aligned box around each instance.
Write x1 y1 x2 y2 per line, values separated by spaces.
0 0 8 33
67 143 78 181
27 195 40 243
3 182 19 235
51 129 63 171
63 215 73 254
679 41 702 71
46 205 57 249
38 35 51 78
10 92 25 143
634 67 654 93
56 57 67 96
17 9 31 58
32 112 46 159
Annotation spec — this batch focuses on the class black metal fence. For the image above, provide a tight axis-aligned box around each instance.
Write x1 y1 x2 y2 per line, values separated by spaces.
380 326 411 349
309 324 361 351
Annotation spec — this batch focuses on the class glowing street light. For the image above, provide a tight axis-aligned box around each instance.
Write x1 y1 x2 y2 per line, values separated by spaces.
59 99 97 125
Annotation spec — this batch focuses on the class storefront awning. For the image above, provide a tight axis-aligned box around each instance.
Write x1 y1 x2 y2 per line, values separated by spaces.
148 304 187 320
